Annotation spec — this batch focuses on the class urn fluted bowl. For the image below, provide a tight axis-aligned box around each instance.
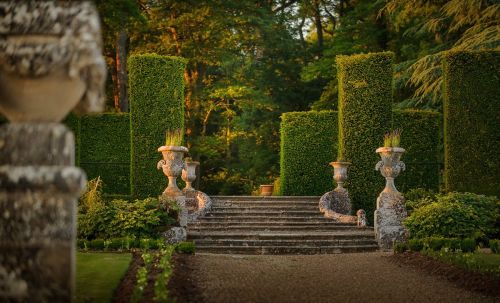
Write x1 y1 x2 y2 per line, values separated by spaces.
182 160 199 191
330 161 351 189
375 147 406 193
157 145 188 197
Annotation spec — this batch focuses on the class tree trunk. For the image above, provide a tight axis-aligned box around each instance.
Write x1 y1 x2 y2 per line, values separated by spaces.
116 30 128 112
111 57 119 110
313 0 324 52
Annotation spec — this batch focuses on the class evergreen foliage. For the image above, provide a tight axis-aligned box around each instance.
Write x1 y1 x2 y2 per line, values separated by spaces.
79 113 131 196
442 51 500 196
128 54 187 198
393 110 441 192
337 52 394 217
280 111 337 196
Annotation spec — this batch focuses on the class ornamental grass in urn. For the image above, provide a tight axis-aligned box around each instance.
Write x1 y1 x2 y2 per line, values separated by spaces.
375 129 406 193
157 129 188 197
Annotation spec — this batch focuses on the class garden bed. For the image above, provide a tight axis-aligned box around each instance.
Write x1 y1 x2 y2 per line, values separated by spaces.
389 251 500 297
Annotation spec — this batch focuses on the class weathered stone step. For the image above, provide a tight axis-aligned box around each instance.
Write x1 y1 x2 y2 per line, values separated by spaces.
188 231 375 241
210 206 319 212
194 239 377 247
189 225 365 232
197 216 335 223
212 201 319 208
206 210 323 217
191 221 355 227
195 245 378 255
211 196 321 203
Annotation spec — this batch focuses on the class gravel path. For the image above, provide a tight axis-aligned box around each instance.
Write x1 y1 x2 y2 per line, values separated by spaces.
181 252 495 303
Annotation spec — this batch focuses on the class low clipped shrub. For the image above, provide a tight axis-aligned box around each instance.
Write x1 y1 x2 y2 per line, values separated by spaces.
426 237 446 251
408 239 424 252
404 192 499 240
460 238 476 253
394 242 408 253
89 239 105 250
489 240 500 254
175 242 195 254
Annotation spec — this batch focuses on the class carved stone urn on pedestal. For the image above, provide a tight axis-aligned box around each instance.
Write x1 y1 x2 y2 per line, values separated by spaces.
331 161 350 190
374 147 408 249
157 145 189 197
182 158 199 191
0 2 105 301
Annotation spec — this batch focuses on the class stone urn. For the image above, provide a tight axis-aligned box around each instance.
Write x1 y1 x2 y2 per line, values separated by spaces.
157 145 189 197
375 147 406 193
182 159 199 191
260 185 274 196
330 161 351 190
0 2 106 122
374 147 407 249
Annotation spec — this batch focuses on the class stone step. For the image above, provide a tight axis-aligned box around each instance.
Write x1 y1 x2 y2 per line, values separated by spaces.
211 196 321 203
194 239 377 247
195 245 378 255
188 231 375 241
196 216 335 223
210 206 319 212
188 225 365 232
191 221 355 227
205 210 323 217
212 201 319 208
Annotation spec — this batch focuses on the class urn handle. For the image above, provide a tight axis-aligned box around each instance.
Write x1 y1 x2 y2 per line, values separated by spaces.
375 161 383 171
157 159 166 170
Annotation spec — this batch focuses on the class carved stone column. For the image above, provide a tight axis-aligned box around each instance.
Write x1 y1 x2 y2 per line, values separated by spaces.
0 2 105 301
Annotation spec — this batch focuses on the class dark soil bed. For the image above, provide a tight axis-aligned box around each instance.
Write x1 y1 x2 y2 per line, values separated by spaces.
113 251 143 303
389 252 500 297
168 254 205 303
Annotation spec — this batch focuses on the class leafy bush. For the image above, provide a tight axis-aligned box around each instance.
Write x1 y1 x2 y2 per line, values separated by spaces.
78 178 177 239
408 239 424 252
442 51 500 196
128 54 187 198
404 188 437 213
405 192 499 240
489 240 500 254
336 52 393 218
460 238 476 253
175 241 195 254
394 242 408 253
280 111 338 195
89 239 105 250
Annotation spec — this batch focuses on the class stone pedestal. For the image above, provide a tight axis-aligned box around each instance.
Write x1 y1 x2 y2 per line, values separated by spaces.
0 123 86 302
374 191 407 249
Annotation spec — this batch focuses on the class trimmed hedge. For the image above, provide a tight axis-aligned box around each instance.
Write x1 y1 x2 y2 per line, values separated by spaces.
442 51 500 196
393 110 441 192
128 54 187 198
279 111 337 195
62 113 81 165
79 113 131 195
336 52 394 217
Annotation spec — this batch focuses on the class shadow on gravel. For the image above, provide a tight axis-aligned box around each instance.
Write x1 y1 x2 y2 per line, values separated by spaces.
168 254 205 303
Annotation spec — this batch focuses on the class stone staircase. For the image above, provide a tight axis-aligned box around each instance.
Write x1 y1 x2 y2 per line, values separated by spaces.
187 196 378 254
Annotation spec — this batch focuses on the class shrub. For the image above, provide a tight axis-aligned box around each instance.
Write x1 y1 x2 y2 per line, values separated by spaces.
489 240 500 254
128 54 187 199
442 51 500 196
404 188 437 213
393 110 441 192
79 113 131 195
460 238 476 253
408 239 423 252
426 237 446 251
337 52 393 217
405 192 499 240
175 242 195 254
393 242 408 253
279 111 337 195
89 239 105 250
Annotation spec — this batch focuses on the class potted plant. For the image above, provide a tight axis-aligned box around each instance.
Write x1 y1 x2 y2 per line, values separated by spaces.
181 157 199 191
259 184 274 196
157 129 188 197
375 129 406 193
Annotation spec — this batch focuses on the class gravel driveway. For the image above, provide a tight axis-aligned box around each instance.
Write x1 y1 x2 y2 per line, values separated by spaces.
174 252 496 303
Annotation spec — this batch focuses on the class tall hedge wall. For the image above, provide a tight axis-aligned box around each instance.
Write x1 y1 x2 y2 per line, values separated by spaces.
62 113 81 165
79 113 131 196
129 54 187 198
442 51 500 196
337 52 394 218
393 110 441 192
280 111 338 195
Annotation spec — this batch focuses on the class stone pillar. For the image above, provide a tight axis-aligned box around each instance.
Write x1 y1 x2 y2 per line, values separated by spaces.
0 2 106 301
0 123 86 301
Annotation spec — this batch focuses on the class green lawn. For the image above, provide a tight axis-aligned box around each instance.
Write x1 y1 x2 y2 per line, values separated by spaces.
76 252 132 303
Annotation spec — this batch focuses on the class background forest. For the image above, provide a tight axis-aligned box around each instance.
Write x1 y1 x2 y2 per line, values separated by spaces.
97 0 499 195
